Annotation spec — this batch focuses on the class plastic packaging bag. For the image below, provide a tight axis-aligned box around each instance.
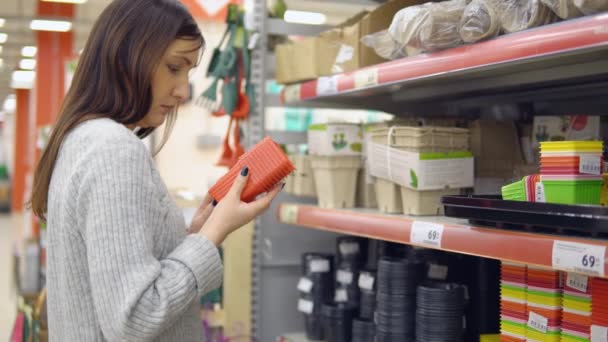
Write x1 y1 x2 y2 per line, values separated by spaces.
573 0 608 14
540 0 584 19
418 0 468 51
388 3 433 52
499 0 559 33
361 30 407 60
459 0 502 43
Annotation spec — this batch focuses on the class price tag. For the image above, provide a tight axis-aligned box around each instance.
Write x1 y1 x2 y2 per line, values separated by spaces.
339 242 360 256
553 241 606 277
335 288 348 303
283 84 301 103
535 182 546 203
428 264 449 280
566 273 588 293
316 76 339 96
354 68 379 89
298 299 314 314
358 273 375 290
337 270 354 285
297 277 314 293
591 325 608 342
580 155 602 175
410 221 445 248
528 312 549 333
309 259 330 273
279 204 299 224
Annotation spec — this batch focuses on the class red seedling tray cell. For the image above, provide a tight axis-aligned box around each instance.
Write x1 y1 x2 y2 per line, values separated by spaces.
208 137 295 202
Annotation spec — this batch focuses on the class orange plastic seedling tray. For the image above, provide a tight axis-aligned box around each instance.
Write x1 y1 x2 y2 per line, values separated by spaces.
208 137 295 203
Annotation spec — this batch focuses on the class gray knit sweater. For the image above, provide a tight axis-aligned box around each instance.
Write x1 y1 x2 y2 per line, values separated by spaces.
46 118 223 341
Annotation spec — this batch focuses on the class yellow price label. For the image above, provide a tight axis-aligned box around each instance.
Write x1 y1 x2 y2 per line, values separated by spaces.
280 204 299 224
354 68 379 89
283 84 301 103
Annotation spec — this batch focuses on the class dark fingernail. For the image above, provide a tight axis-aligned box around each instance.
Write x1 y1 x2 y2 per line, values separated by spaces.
241 166 249 176
212 200 218 206
281 183 286 190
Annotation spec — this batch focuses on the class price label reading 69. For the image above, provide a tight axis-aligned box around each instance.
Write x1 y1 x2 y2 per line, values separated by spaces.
553 241 606 277
411 222 445 248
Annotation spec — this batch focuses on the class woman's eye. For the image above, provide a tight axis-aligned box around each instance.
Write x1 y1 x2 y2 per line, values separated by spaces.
168 64 180 73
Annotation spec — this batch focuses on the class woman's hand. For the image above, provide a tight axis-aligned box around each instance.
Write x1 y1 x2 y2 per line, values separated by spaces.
187 194 215 234
199 166 283 246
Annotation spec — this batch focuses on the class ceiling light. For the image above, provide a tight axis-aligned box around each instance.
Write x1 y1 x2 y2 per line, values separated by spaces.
41 0 88 3
284 10 327 25
0 33 7 44
0 18 5 28
11 70 35 89
3 95 16 113
21 46 37 57
30 20 72 32
20 59 36 70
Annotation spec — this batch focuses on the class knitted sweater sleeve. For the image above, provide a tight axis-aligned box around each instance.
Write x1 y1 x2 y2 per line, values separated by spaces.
77 138 223 341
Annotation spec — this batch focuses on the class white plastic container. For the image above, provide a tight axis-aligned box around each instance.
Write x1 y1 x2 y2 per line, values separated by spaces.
308 123 363 156
400 187 460 216
311 156 361 209
293 155 317 197
375 178 403 214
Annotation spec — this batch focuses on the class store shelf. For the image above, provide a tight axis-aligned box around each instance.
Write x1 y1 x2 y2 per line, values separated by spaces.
277 203 608 278
278 332 312 342
266 130 308 145
280 14 608 114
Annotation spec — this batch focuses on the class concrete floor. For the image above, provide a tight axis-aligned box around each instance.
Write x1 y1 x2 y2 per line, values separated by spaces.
0 214 20 340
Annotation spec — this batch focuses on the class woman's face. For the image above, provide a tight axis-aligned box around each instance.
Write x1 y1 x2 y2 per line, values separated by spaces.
136 38 200 128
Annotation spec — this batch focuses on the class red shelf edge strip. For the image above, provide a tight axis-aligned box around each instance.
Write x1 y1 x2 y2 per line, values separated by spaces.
278 204 608 277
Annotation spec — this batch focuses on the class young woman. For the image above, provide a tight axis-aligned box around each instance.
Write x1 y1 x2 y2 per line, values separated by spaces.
29 0 281 340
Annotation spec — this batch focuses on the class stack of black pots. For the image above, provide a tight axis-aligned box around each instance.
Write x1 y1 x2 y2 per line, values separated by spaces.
321 303 358 342
352 318 375 342
334 237 366 307
300 253 335 341
376 257 425 342
416 282 466 342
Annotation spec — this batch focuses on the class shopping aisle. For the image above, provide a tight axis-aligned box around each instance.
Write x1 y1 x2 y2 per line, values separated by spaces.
0 214 19 340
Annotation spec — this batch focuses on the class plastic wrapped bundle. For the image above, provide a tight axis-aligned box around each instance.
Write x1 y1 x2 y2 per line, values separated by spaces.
459 0 502 43
541 0 584 18
499 0 559 33
360 30 407 60
418 0 468 51
573 0 608 14
387 3 433 52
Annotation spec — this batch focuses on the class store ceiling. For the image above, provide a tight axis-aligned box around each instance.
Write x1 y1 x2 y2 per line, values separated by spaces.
0 0 372 106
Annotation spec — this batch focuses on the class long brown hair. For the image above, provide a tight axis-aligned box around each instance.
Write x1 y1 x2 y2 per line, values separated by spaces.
30 0 204 220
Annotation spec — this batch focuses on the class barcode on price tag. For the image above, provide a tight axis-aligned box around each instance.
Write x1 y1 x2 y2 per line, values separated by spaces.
354 68 379 89
298 299 314 314
335 288 348 303
410 221 445 248
591 325 608 342
309 259 330 273
566 273 588 293
337 270 354 285
536 182 546 203
428 264 449 280
283 84 301 103
553 241 606 277
316 76 339 96
339 242 360 256
279 204 299 224
297 277 314 293
358 272 375 290
528 312 549 333
580 155 602 175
